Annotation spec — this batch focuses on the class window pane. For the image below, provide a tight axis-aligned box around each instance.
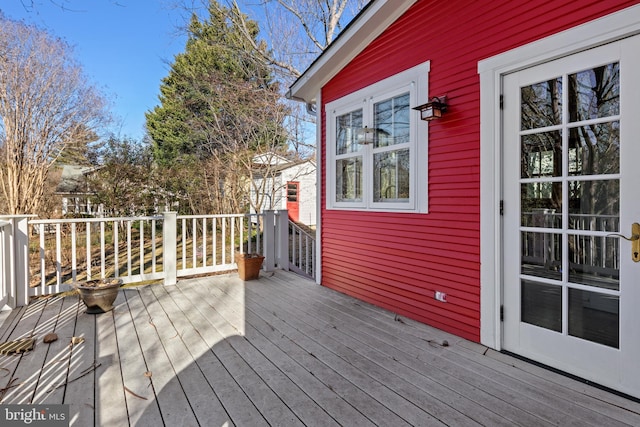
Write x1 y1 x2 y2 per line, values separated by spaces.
336 157 362 202
521 232 562 280
568 62 619 122
568 122 620 175
521 78 562 130
373 149 410 202
374 93 410 148
521 280 562 332
336 109 363 155
521 184 562 228
521 131 562 178
568 179 619 232
569 288 619 348
568 235 619 290
287 183 298 202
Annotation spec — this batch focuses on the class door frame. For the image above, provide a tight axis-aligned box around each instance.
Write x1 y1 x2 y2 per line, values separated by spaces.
286 181 300 222
478 5 640 350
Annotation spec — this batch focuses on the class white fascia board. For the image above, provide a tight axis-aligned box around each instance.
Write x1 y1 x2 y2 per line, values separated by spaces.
288 0 417 103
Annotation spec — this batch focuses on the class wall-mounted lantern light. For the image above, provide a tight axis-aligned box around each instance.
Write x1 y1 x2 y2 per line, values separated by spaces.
413 96 447 121
356 126 391 145
356 126 375 145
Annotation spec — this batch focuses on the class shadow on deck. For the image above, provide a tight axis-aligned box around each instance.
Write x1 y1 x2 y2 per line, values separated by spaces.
0 270 639 426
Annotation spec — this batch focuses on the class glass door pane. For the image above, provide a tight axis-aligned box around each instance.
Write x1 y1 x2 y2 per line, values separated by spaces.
519 62 621 348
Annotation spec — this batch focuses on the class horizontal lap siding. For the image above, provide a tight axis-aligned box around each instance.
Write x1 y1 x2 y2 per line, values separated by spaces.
320 0 638 342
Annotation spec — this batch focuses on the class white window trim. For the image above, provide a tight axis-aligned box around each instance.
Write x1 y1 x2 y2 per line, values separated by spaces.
325 61 430 213
477 4 640 351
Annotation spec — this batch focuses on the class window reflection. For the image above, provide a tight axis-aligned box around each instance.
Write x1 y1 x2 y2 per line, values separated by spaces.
518 61 622 344
521 232 562 280
374 149 410 202
568 122 620 176
374 93 410 148
521 280 562 332
336 157 362 202
569 288 619 348
521 78 562 130
568 180 619 232
521 131 562 178
568 63 619 122
336 109 363 155
568 235 619 290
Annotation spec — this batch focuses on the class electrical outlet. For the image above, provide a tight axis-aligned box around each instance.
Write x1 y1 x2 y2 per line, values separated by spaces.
435 291 447 302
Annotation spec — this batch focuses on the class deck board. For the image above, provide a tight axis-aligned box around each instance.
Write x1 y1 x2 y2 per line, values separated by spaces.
0 270 639 426
178 278 370 427
267 271 637 427
259 273 609 426
243 274 508 427
115 289 163 427
95 294 128 427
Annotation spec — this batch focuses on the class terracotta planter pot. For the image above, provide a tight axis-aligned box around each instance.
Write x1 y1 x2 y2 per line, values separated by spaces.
75 279 122 314
236 253 265 281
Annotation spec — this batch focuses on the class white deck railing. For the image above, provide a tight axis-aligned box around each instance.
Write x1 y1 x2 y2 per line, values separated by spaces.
0 210 293 309
289 222 316 279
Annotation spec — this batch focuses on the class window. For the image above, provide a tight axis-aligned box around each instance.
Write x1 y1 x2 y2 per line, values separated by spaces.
287 182 298 202
326 62 429 212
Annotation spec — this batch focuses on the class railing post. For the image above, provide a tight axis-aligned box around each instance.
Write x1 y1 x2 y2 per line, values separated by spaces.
277 210 289 271
0 215 32 308
0 219 14 309
163 212 177 286
263 210 276 271
14 216 30 307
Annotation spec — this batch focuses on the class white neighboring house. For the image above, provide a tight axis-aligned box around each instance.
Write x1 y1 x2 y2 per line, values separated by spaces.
250 154 316 227
55 164 104 217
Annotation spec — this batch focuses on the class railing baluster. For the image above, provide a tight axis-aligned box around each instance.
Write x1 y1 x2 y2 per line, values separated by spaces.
255 216 260 254
292 226 298 267
182 218 187 270
55 224 61 289
139 219 145 277
222 217 227 264
100 221 106 279
127 220 132 276
114 221 119 278
86 223 91 281
212 217 218 267
152 219 157 273
202 218 207 267
192 218 197 269
71 223 77 283
39 224 45 289
231 216 236 258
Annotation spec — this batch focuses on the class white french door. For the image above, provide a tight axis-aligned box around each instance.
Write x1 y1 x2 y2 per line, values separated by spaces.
502 36 640 398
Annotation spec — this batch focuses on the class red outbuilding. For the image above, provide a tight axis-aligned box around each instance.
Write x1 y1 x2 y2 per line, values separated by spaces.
288 0 640 399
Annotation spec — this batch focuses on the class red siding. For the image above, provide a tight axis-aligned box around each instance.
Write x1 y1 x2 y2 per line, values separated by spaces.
319 0 639 342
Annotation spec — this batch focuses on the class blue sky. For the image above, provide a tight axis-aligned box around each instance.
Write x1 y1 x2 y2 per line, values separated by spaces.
1 1 188 141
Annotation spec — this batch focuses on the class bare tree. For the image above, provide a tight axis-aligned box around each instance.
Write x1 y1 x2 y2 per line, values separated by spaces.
0 16 109 215
225 0 369 81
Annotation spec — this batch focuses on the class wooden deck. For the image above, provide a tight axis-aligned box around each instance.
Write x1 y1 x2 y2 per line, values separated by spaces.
1 270 639 426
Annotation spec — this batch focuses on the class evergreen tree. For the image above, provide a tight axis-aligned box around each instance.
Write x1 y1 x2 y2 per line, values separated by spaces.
145 0 283 166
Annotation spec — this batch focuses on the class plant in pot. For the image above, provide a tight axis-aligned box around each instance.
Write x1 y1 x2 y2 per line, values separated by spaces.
235 252 264 281
75 278 122 314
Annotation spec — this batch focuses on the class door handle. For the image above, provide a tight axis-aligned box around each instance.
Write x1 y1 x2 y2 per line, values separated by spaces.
607 222 640 262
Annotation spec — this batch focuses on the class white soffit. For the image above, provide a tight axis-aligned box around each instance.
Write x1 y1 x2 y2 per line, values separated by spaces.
287 0 417 103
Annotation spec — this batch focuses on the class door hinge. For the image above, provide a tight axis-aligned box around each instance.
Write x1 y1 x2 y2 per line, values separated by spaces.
500 200 504 216
500 305 504 322
500 95 504 110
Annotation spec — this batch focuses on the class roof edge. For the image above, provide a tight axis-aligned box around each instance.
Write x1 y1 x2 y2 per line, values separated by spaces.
287 0 417 103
